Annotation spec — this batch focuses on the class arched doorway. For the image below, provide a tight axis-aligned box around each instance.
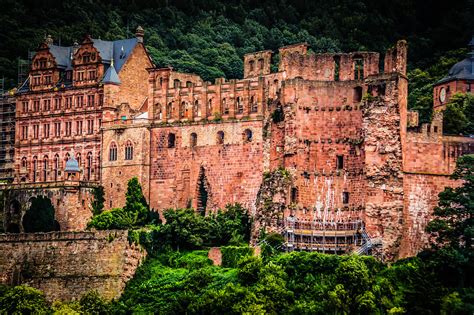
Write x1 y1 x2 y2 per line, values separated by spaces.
22 196 59 232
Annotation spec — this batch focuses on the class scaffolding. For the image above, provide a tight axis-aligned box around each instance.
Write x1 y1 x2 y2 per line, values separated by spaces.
284 217 373 255
0 94 16 183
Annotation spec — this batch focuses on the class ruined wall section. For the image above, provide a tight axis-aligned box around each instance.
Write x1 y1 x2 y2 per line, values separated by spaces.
1 183 96 232
0 230 145 302
149 120 264 214
278 44 379 81
363 73 406 260
277 79 366 222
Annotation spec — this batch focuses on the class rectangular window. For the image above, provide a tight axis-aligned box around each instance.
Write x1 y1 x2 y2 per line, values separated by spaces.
22 101 28 112
43 99 50 111
336 155 344 170
65 96 72 109
21 126 28 140
65 121 72 136
44 75 52 84
75 95 84 108
32 76 41 85
88 70 96 80
98 94 104 106
87 95 95 107
342 192 350 204
54 98 61 110
33 100 40 111
87 119 94 134
77 71 85 81
43 124 50 138
76 121 83 135
54 122 61 137
33 124 39 139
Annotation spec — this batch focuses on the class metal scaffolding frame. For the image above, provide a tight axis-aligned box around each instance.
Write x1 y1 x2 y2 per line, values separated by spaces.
284 216 372 255
0 94 16 183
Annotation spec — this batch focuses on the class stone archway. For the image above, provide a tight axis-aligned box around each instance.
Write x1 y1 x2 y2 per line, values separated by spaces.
22 196 59 233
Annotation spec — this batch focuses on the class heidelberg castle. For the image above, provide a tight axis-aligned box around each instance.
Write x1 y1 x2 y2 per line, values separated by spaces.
1 27 473 260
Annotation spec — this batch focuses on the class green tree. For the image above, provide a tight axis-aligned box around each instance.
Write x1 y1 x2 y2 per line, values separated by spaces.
0 285 50 314
79 290 111 315
91 186 105 215
124 177 150 226
426 154 474 249
443 93 474 135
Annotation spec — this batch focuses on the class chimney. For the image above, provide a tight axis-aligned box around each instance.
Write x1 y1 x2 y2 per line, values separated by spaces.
45 34 53 46
135 26 144 43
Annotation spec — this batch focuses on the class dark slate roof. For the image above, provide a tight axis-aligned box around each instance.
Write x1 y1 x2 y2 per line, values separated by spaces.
102 64 121 85
437 37 474 84
48 37 139 73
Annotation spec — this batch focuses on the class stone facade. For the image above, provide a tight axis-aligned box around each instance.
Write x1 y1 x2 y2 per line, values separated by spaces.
3 35 474 259
0 230 145 301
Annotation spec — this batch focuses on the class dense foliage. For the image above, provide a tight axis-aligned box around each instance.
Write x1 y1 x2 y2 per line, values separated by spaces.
129 204 252 252
1 0 472 88
442 93 474 135
88 177 159 230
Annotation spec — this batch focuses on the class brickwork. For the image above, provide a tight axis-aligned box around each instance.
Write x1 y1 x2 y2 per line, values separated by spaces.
0 230 145 302
148 120 264 214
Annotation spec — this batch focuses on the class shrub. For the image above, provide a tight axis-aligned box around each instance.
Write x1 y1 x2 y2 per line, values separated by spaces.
0 285 50 314
221 246 254 268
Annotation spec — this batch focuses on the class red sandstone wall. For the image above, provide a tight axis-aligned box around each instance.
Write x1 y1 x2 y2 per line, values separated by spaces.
101 124 151 210
149 120 264 214
0 231 146 302
277 80 366 220
399 174 460 258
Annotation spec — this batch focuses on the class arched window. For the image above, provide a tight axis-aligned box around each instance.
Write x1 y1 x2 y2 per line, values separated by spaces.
32 156 37 182
217 131 224 144
186 81 192 88
156 103 162 120
43 156 48 181
97 154 101 181
208 99 213 114
109 142 117 161
54 154 59 181
86 152 92 180
250 95 258 113
168 133 176 148
125 141 133 160
353 86 363 103
222 98 229 115
334 56 341 81
258 58 264 70
21 157 27 168
190 133 197 148
236 97 243 114
194 100 201 117
76 153 81 167
167 102 173 119
174 79 181 88
243 129 253 142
